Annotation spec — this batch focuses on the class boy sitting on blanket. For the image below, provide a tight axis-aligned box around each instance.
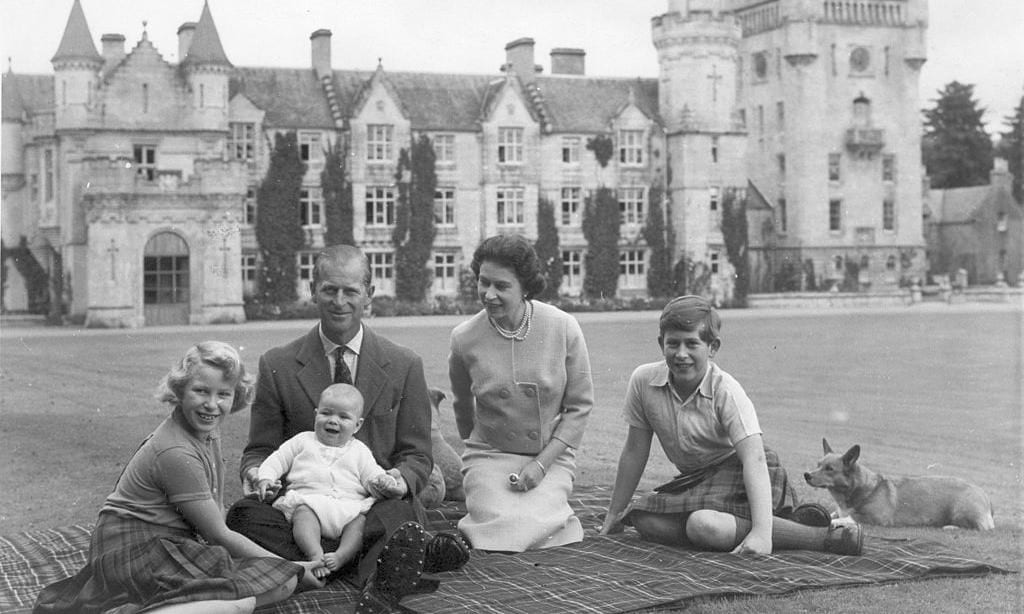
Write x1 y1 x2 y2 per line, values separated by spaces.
600 296 863 556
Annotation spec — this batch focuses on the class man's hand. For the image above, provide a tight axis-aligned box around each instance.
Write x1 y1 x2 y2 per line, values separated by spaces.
242 467 261 496
368 469 408 499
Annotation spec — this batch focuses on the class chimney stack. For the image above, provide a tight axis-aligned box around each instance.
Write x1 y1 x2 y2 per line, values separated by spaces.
550 48 585 75
311 29 332 79
505 37 540 84
101 33 125 67
177 22 196 62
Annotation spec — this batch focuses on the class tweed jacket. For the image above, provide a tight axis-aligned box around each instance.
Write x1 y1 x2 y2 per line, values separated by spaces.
448 300 593 455
241 324 432 496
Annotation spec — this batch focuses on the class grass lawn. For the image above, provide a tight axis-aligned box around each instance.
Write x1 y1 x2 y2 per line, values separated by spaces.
1 304 1020 612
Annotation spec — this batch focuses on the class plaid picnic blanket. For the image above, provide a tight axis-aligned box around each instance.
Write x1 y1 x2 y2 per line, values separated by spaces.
0 486 1012 614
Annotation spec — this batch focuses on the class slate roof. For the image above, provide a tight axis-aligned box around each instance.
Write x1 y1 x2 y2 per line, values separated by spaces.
180 1 232 67
928 183 1019 223
51 0 101 64
229 67 336 128
532 75 661 133
1 72 53 121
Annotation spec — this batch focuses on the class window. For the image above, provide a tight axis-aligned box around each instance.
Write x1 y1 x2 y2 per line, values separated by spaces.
619 249 646 288
618 130 644 165
560 187 581 226
497 127 523 163
710 251 720 274
433 252 457 290
886 255 897 270
860 255 870 270
757 106 764 141
142 83 149 113
368 251 394 281
229 123 256 162
711 136 719 164
561 250 584 292
241 253 257 295
833 255 844 273
709 186 720 212
777 197 787 232
29 173 39 202
883 198 895 231
882 154 895 182
619 187 645 225
433 134 455 164
199 83 205 108
434 188 455 226
43 149 55 200
777 154 786 179
300 187 323 227
562 136 580 164
365 186 395 226
829 199 842 232
776 101 785 130
299 131 322 163
133 145 156 181
496 187 524 226
297 252 316 283
367 125 393 162
243 187 257 225
828 153 841 182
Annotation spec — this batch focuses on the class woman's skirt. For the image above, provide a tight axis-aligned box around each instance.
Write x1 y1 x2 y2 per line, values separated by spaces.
624 448 796 521
458 440 583 552
33 511 302 614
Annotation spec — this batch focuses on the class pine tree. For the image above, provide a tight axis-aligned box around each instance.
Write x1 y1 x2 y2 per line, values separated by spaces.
534 197 561 301
922 81 994 188
392 135 437 302
321 137 353 246
997 94 1023 203
582 188 620 300
255 131 306 307
720 188 750 306
642 184 674 298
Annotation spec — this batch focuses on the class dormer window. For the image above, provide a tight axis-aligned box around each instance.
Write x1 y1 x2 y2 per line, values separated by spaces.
997 212 1008 232
498 127 523 164
367 125 393 162
618 130 644 166
299 131 323 163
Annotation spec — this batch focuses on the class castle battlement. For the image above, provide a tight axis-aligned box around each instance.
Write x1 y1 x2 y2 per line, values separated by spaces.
79 157 246 194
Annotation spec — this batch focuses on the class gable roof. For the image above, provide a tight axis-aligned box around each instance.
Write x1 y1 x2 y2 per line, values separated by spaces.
51 0 101 64
1 72 53 121
181 1 232 68
533 76 661 133
928 183 1019 223
230 67 336 128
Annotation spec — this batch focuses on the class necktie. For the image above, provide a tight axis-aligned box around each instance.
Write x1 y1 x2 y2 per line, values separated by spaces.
334 346 352 385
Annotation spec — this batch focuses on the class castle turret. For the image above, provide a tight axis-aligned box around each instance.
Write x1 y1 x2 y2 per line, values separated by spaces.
51 0 102 129
652 0 740 132
179 1 232 131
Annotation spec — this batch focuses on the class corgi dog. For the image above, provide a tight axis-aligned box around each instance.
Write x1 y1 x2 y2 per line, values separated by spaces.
804 439 994 530
427 388 464 502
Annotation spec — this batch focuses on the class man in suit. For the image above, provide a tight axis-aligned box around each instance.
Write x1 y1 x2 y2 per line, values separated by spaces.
226 245 468 612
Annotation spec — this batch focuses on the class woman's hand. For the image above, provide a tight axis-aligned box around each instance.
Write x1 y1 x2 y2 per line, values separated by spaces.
509 460 546 491
731 531 772 555
599 511 625 535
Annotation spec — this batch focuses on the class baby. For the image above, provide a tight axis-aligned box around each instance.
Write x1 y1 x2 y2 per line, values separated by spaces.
257 383 397 576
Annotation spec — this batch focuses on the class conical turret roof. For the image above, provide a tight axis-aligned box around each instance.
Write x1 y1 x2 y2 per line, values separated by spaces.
51 0 102 64
180 1 232 67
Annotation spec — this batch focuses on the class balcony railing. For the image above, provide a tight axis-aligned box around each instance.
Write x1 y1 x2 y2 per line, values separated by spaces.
845 128 885 156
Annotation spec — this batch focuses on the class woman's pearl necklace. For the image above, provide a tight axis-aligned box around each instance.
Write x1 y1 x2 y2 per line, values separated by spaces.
489 300 533 341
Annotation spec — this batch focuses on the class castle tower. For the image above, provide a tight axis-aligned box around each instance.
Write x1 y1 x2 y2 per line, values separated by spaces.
179 1 232 131
652 0 747 298
51 0 102 130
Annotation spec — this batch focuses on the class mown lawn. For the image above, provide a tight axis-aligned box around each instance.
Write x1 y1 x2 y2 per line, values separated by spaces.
1 304 1020 612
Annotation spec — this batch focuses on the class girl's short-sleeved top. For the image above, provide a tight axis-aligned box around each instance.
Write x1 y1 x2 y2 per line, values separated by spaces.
101 407 223 530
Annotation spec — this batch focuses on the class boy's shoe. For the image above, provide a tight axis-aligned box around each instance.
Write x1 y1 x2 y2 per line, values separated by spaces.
423 530 471 574
823 523 864 556
788 503 833 527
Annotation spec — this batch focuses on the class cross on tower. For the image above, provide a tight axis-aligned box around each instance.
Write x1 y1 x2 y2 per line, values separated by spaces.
107 239 119 281
707 65 723 103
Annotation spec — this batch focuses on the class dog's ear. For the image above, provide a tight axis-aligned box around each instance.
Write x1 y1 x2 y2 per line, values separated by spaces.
822 438 833 454
842 445 860 466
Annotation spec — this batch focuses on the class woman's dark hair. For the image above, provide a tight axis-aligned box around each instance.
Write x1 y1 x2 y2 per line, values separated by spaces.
470 234 547 299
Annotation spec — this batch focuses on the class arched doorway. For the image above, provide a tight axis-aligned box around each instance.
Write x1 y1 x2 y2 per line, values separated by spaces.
143 232 190 326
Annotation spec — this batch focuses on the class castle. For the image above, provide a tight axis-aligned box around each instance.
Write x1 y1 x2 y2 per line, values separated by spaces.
1 0 929 326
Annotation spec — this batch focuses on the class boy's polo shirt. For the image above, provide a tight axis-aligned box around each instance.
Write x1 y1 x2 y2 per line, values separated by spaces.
623 361 762 474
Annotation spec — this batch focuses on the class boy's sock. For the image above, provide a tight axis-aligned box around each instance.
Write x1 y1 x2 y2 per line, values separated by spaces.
733 516 827 550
